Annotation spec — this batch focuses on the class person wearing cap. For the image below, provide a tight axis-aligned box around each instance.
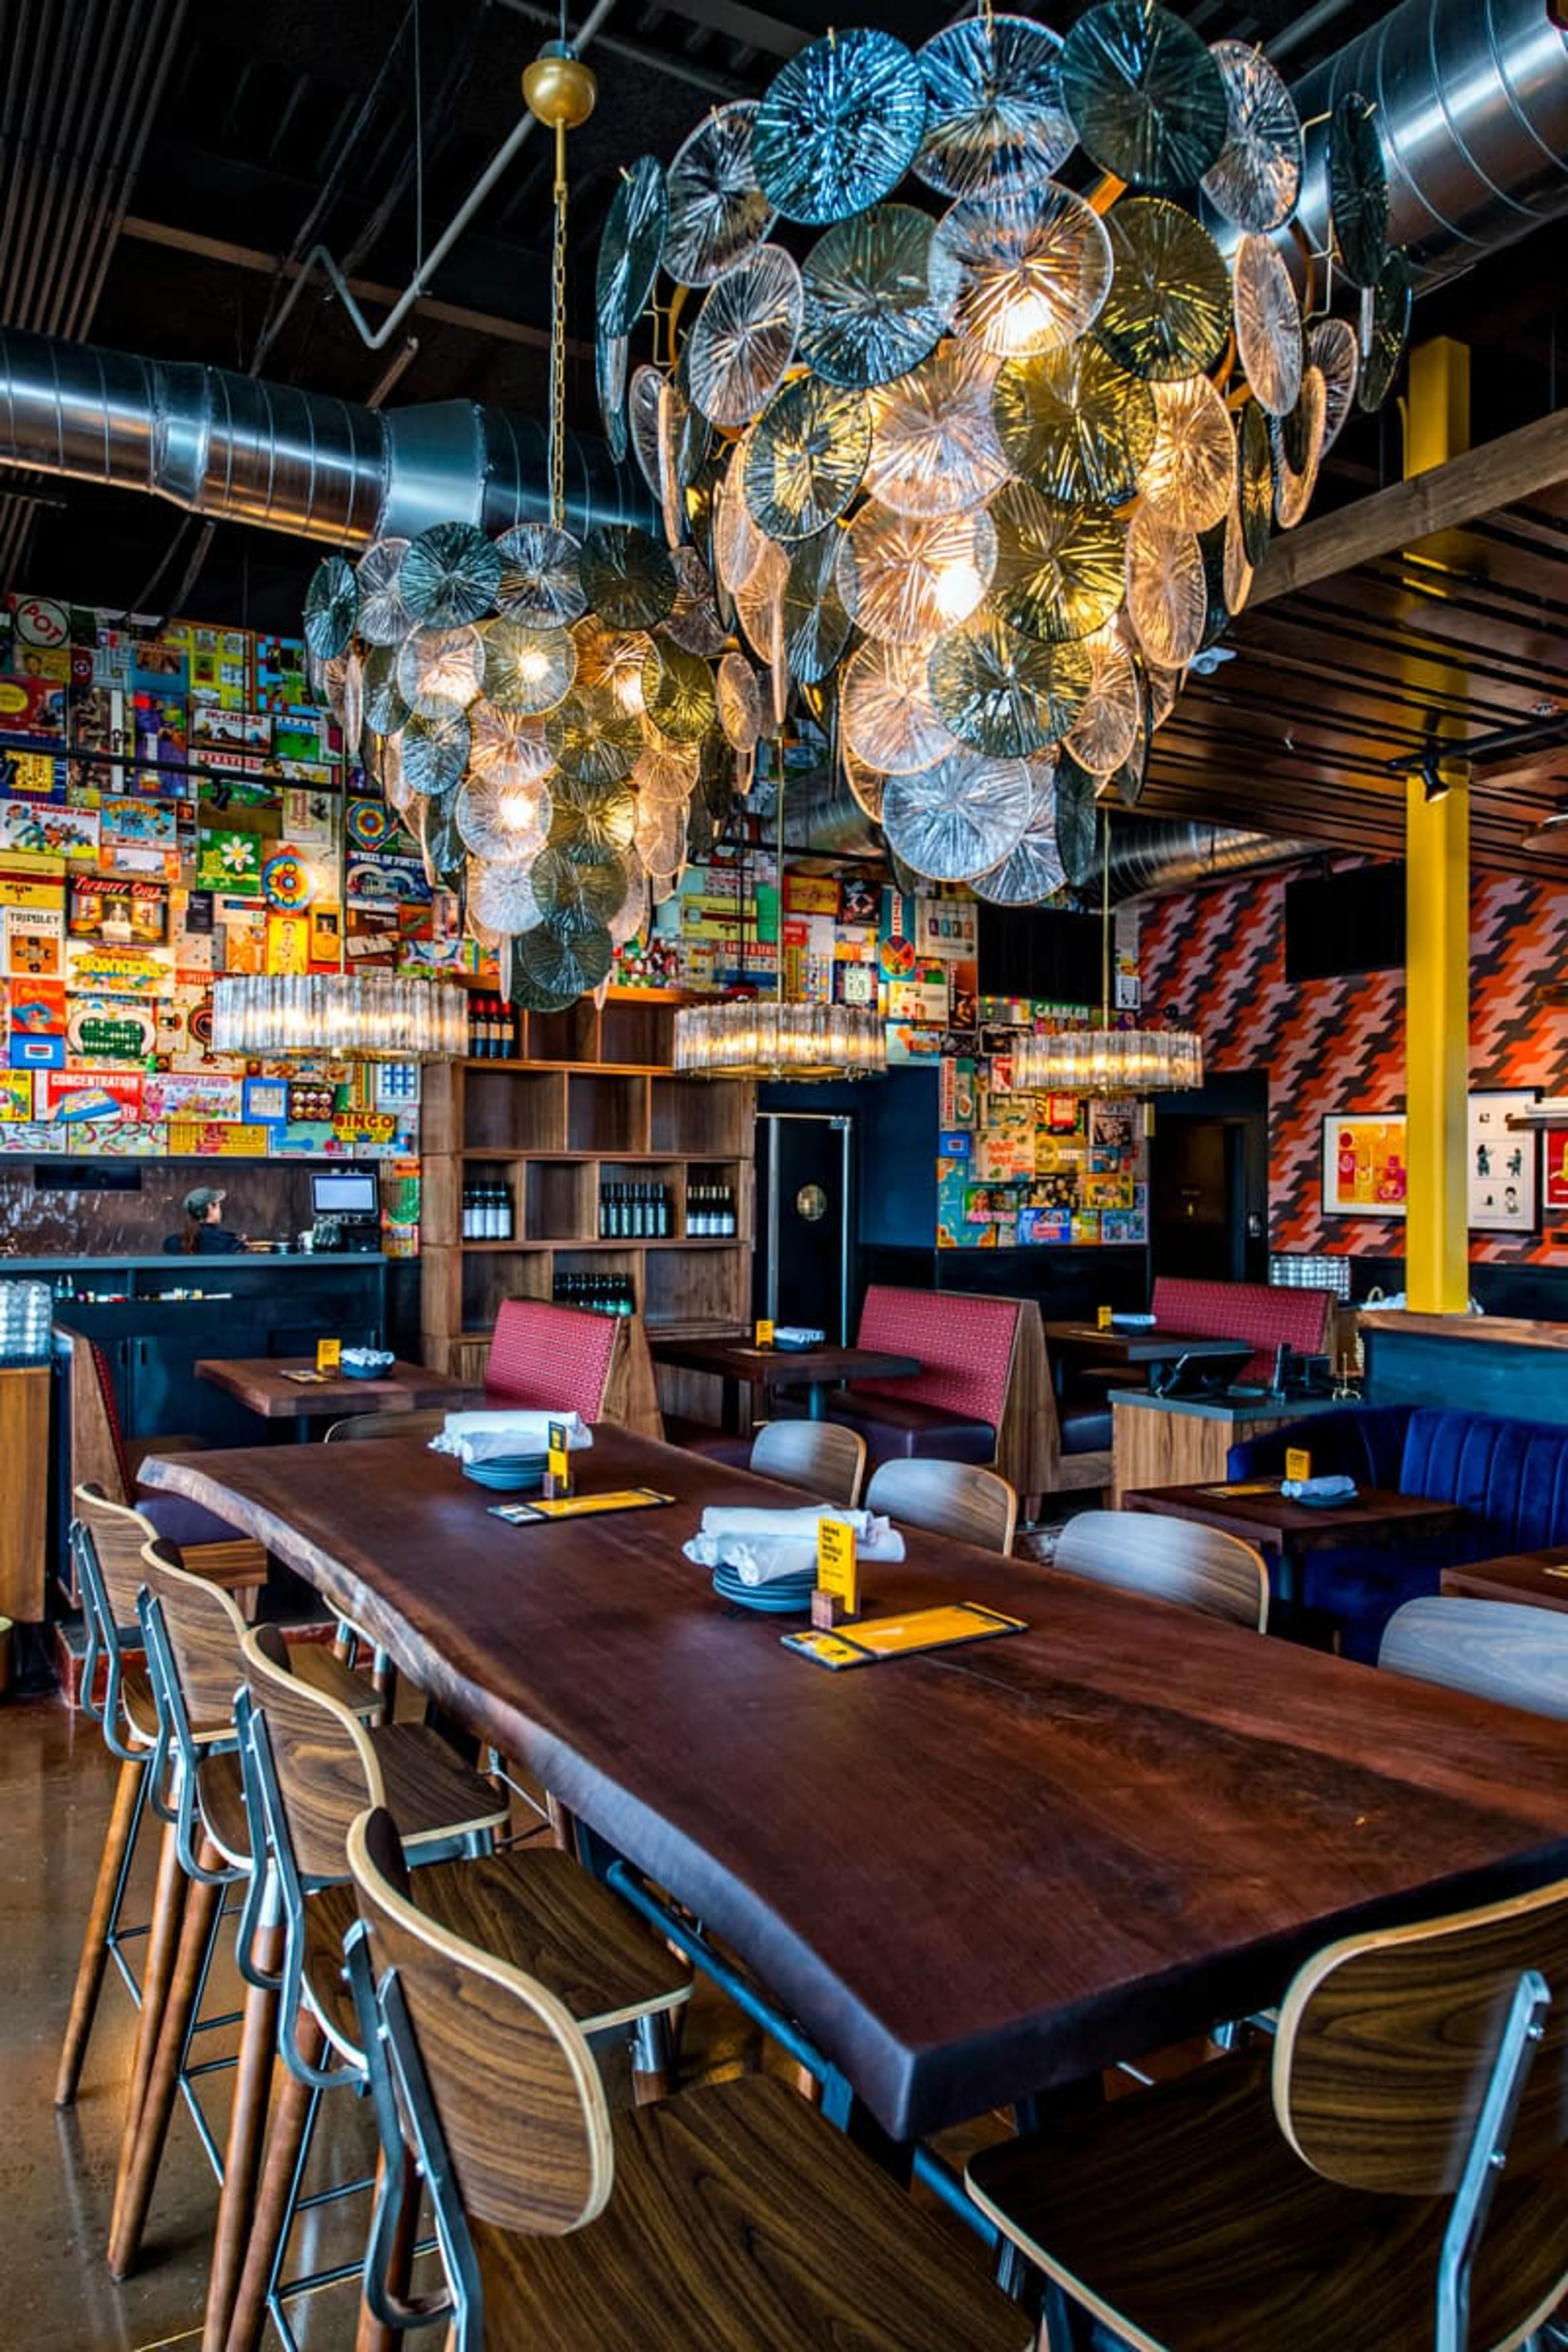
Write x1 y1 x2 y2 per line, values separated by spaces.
164 1185 245 1256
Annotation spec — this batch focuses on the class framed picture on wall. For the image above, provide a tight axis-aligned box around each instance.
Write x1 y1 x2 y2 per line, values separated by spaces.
1322 1113 1408 1217
1468 1089 1538 1232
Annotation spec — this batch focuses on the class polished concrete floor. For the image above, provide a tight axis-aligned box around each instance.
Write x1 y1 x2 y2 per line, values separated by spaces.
2 1686 1011 2351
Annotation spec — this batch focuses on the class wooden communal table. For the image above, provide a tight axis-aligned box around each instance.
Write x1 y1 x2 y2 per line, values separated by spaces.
140 1430 1568 2146
196 1355 479 1440
649 1334 920 1430
1120 1478 1469 1608
1442 1550 1568 1613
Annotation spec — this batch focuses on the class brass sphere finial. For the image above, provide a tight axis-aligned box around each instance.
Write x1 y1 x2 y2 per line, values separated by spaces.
523 42 598 131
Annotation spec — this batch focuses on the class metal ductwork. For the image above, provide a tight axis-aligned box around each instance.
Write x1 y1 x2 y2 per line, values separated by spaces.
1289 0 1568 290
0 324 647 550
1102 823 1318 904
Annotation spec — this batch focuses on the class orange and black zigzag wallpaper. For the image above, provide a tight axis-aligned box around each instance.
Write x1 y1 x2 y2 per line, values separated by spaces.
1139 866 1568 1267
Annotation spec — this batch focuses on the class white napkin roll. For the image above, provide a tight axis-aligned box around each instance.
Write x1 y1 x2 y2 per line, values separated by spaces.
687 1505 905 1582
430 1409 593 1465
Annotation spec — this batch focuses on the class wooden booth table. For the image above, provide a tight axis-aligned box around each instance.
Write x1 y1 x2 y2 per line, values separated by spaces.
1045 1321 1254 1396
196 1355 479 1440
140 1429 1568 2151
1120 1479 1469 1609
1442 1549 1568 1613
650 1333 921 1431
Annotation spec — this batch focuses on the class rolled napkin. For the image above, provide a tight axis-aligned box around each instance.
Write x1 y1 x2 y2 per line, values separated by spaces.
430 1409 593 1466
684 1504 906 1586
1280 1472 1358 1502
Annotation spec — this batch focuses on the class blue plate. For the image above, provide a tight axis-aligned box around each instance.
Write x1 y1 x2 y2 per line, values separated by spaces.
342 1359 396 1380
712 1568 815 1614
463 1456 546 1493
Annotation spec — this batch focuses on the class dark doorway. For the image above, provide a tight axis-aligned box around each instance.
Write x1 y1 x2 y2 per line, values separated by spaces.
753 1112 855 1342
1148 1073 1269 1285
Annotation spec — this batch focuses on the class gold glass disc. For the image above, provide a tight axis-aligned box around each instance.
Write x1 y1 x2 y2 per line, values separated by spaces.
992 341 1155 507
928 612 1090 755
986 481 1127 644
743 377 873 542
1096 196 1230 381
1136 373 1235 533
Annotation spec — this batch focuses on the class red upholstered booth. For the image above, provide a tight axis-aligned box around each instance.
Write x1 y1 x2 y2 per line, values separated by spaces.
483 1297 664 1437
1149 1276 1338 1384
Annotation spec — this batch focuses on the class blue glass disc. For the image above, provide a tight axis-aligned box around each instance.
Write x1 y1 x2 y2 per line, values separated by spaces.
1060 0 1227 193
915 15 1075 202
753 28 927 228
597 156 668 337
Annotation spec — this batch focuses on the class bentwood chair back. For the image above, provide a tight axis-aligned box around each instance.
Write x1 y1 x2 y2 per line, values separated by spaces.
865 1457 1018 1556
344 1808 1030 2352
1052 1510 1270 1632
967 1873 1568 2352
1379 1596 1568 1718
324 1407 451 1443
750 1418 867 1508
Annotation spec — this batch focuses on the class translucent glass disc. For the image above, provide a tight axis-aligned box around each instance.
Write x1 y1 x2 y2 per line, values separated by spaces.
494 523 586 628
546 774 638 865
662 546 727 658
883 746 1033 881
634 731 701 806
642 639 718 745
1064 624 1142 774
1096 198 1230 381
864 341 1010 518
1273 365 1326 529
457 771 552 860
799 205 960 389
471 857 543 936
838 504 996 644
972 798 1067 902
479 619 576 716
743 378 871 542
1137 373 1234 533
514 915 615 1000
1233 232 1303 418
935 182 1112 358
1201 40 1302 232
714 441 770 595
687 245 803 428
597 155 668 336
986 482 1127 645
993 342 1155 507
664 102 776 287
782 531 854 683
397 626 484 716
361 645 409 737
546 687 641 786
1359 250 1412 414
1329 91 1388 290
1060 0 1227 192
401 707 471 796
467 699 552 787
716 652 762 753
1236 398 1274 567
753 28 928 228
579 525 678 633
1310 316 1361 452
354 539 411 646
400 523 502 627
928 613 1090 755
303 556 357 661
1125 507 1205 668
841 636 962 774
915 16 1074 202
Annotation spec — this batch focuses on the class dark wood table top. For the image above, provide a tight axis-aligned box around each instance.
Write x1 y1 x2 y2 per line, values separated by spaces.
1121 1479 1469 1552
1045 1322 1255 1363
195 1355 480 1421
140 1430 1568 2143
649 1336 921 1388
1442 1551 1568 1613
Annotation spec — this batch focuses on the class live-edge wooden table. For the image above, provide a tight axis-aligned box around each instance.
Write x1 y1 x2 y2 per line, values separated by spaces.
141 1430 1568 2149
195 1355 479 1440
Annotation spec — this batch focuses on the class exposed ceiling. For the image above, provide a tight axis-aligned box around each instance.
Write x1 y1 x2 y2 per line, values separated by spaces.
0 0 1564 876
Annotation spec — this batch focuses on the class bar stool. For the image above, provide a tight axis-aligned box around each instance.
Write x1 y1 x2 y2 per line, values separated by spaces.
224 1625 694 2352
104 1536 381 2321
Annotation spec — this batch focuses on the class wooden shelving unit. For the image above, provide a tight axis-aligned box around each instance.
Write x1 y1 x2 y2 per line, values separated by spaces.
420 991 755 1379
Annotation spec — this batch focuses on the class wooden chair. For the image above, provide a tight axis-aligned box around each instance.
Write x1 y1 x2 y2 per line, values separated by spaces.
750 1418 866 1507
1379 1596 1568 1718
343 1805 1029 2352
864 1458 1018 1556
967 1873 1568 2352
105 1537 382 2313
486 1298 664 1439
1052 1510 1270 1632
65 1330 267 1608
223 1624 690 2352
324 1405 452 1443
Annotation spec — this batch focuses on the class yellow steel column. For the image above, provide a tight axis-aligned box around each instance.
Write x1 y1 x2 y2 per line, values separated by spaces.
1403 338 1471 1312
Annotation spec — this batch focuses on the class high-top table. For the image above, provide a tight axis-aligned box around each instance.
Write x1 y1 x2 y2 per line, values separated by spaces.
140 1430 1568 2146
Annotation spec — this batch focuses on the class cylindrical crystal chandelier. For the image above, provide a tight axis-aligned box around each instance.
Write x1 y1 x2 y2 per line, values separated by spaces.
210 971 470 1061
673 996 885 1079
1012 1022 1203 1097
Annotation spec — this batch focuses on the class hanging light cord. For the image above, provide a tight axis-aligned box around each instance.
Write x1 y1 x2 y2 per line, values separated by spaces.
548 118 569 532
1100 811 1112 1031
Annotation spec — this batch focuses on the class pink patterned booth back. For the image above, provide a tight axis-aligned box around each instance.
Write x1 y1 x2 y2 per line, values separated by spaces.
485 1299 619 1421
853 1286 1018 1431
1149 1277 1336 1384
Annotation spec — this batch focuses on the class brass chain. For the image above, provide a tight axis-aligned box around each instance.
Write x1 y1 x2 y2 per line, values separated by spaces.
549 118 570 533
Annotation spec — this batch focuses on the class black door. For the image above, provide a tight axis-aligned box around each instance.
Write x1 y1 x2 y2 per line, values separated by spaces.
755 1114 853 1342
1149 1078 1270 1285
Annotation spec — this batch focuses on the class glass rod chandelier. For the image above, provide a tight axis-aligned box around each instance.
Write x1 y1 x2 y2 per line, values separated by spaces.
210 970 470 1060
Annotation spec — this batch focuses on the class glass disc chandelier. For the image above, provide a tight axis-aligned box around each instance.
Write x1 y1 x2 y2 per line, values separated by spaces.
1012 811 1202 1096
673 743 886 1079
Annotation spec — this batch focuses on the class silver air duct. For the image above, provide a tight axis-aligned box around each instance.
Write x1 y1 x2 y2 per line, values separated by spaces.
1104 824 1317 904
1289 0 1568 290
0 324 646 549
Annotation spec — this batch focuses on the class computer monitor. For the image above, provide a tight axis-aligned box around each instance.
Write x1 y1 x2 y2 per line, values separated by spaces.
310 1169 379 1222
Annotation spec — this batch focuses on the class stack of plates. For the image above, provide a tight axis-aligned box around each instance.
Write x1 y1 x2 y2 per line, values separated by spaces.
462 1455 546 1493
711 1564 816 1615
